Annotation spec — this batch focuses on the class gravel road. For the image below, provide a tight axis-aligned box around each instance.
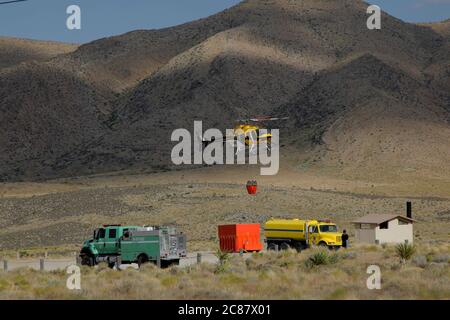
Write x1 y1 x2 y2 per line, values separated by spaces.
0 251 227 272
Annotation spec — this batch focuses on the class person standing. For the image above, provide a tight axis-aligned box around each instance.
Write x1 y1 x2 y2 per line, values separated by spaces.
342 229 349 248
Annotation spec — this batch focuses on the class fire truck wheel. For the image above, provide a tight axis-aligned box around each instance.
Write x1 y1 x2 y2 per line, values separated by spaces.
161 259 180 268
171 259 180 266
137 254 149 268
81 255 94 267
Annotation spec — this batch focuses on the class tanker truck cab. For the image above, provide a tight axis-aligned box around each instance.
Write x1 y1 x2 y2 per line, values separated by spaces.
264 218 343 251
308 221 342 249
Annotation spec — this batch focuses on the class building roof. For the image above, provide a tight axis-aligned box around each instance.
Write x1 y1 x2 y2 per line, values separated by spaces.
352 214 416 225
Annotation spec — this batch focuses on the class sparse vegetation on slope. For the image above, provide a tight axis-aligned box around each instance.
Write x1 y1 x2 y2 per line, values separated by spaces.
0 37 77 71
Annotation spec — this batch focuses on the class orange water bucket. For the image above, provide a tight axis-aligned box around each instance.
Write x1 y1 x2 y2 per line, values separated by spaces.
246 180 257 195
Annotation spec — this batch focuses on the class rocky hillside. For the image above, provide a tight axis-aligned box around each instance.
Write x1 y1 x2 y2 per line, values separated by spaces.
0 0 449 181
0 37 77 70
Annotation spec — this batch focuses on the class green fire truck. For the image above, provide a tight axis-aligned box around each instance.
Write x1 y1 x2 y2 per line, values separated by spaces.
79 224 187 268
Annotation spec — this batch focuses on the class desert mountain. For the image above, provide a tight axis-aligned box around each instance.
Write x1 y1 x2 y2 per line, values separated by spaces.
0 37 77 70
51 5 253 92
0 0 449 181
0 61 111 180
423 19 450 37
279 53 450 178
422 19 450 93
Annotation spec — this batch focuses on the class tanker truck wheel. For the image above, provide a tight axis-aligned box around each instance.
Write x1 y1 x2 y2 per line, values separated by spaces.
318 242 328 249
292 242 304 252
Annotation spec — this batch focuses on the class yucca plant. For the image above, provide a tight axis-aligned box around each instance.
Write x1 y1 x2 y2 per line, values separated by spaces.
305 250 328 268
395 242 416 264
305 249 341 269
215 249 231 273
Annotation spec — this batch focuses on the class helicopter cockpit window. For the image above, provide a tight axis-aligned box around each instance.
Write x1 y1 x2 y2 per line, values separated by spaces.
248 131 257 141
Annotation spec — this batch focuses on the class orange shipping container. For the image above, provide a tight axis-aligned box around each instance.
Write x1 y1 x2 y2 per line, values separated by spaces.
218 224 263 253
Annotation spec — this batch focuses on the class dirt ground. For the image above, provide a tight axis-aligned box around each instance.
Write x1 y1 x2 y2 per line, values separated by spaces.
0 165 449 252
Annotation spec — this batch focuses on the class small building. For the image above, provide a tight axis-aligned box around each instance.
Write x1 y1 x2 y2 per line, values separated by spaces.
352 214 416 244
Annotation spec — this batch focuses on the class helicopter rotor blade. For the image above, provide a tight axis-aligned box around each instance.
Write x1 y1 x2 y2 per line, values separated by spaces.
236 116 290 122
0 0 29 5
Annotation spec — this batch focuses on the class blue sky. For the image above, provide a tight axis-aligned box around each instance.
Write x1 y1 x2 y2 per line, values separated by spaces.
0 0 449 43
368 0 450 23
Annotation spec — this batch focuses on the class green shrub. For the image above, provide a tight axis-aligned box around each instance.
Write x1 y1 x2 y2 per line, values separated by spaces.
395 243 416 263
215 249 231 273
305 250 339 268
431 254 450 263
341 251 357 260
308 251 328 266
328 253 340 264
412 255 427 268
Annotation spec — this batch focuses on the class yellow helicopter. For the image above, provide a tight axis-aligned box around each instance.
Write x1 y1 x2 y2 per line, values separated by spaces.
198 116 289 152
227 116 289 150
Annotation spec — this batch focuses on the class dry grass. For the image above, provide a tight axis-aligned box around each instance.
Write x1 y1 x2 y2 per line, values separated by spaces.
0 245 79 260
0 244 448 300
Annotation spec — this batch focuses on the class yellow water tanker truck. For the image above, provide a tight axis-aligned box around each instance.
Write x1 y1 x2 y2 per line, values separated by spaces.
264 218 343 251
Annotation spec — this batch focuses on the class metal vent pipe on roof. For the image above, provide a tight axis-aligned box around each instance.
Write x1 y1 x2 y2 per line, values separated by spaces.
406 201 412 219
